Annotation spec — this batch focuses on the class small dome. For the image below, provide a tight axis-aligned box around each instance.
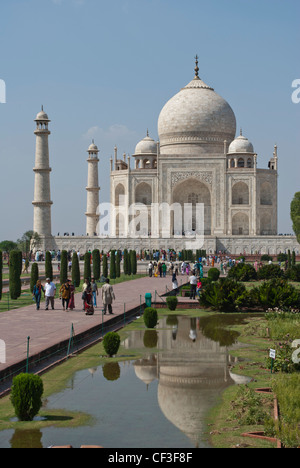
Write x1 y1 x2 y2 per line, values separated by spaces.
35 107 50 121
88 141 99 152
134 132 157 155
228 131 254 154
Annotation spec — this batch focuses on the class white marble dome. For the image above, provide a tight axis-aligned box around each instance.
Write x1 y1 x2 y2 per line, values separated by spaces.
35 107 50 121
134 133 157 155
228 132 254 154
158 75 236 155
88 141 99 152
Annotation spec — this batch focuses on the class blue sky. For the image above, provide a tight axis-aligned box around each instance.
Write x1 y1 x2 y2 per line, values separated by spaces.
0 0 299 241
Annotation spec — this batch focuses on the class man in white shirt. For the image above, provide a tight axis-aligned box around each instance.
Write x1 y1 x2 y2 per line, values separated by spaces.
44 278 56 310
189 272 197 300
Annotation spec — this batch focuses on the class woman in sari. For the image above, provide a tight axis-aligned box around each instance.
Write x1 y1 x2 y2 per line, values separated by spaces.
68 282 75 311
83 285 94 315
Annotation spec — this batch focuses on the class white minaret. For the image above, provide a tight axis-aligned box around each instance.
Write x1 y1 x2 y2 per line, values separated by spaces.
32 107 54 248
85 141 100 236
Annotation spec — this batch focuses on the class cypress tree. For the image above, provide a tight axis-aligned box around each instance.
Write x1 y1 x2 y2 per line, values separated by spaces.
292 250 296 266
0 250 2 301
9 250 21 300
30 263 39 293
131 250 137 275
123 249 128 275
83 252 91 281
116 250 121 278
72 252 80 288
110 250 116 279
127 250 132 276
60 250 68 285
92 249 101 281
103 253 108 278
45 251 53 282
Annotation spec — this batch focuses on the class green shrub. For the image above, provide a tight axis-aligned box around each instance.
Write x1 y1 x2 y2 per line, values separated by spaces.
285 264 300 282
250 279 300 310
257 264 283 280
116 251 121 278
266 335 300 373
30 263 39 293
71 252 80 287
110 250 116 279
103 254 108 278
45 251 53 282
199 278 250 312
9 250 21 299
228 263 257 282
207 267 220 282
92 249 101 281
103 332 120 357
83 252 91 282
166 296 178 311
143 307 158 328
10 373 44 421
277 253 288 263
261 254 273 262
60 250 68 285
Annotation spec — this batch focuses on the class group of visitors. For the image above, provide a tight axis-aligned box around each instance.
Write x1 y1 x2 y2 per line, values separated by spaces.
32 276 116 316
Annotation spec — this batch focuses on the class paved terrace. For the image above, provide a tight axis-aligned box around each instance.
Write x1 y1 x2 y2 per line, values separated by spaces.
0 275 195 389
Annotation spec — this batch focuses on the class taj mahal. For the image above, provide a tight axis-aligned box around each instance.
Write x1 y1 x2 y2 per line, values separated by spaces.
32 58 299 256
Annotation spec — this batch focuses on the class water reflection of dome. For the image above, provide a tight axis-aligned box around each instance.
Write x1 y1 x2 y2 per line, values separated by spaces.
134 356 158 387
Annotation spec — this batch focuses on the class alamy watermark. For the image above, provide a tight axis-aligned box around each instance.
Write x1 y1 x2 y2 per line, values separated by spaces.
291 339 300 364
97 200 205 250
0 339 6 364
0 79 6 103
291 79 300 104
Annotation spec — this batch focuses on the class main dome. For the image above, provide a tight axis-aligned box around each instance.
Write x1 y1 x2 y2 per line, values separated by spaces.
158 71 236 155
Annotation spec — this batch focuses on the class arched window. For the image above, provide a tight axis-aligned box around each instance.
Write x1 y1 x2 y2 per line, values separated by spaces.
238 158 245 168
247 158 252 168
230 159 235 168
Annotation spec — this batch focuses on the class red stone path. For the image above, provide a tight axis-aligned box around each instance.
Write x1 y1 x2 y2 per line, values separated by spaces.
0 275 193 379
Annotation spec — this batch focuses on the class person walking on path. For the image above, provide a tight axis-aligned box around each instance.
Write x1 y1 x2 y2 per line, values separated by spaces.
82 278 90 311
59 280 71 311
171 272 179 296
91 278 98 307
68 281 75 311
101 278 115 315
148 261 153 277
44 278 56 310
189 271 197 300
33 280 44 310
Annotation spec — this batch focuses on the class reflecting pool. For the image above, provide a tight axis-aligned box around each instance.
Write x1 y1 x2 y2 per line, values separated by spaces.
0 314 252 448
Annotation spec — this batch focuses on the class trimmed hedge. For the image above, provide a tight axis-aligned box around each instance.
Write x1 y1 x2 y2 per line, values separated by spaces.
103 332 121 357
166 296 178 311
207 267 220 282
10 373 44 421
143 307 158 328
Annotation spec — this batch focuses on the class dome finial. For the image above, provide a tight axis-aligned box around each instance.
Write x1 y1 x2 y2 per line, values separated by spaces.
240 128 243 136
147 129 149 137
194 54 199 78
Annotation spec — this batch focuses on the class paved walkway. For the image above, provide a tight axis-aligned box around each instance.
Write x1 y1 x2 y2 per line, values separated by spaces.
0 275 192 378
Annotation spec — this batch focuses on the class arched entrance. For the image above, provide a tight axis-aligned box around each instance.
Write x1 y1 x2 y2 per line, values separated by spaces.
172 178 211 235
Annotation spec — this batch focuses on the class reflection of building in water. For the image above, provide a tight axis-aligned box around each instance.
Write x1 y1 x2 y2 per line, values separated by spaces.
124 316 250 447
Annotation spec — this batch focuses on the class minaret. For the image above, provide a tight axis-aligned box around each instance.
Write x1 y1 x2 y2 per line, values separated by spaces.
86 141 100 236
32 107 54 249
